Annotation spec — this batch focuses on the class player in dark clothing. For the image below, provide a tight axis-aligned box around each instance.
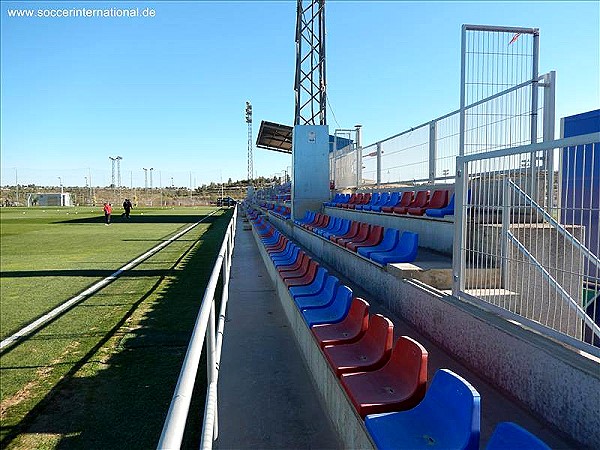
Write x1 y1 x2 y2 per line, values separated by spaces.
122 199 133 219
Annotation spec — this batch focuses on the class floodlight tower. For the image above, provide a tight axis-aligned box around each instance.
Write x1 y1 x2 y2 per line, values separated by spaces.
291 0 329 221
116 156 123 187
143 168 148 190
294 0 326 125
246 101 253 194
109 157 117 188
149 168 154 189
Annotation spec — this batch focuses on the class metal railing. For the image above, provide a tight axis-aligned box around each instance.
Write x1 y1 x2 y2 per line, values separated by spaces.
158 206 237 449
453 133 600 353
331 73 552 190
331 25 553 191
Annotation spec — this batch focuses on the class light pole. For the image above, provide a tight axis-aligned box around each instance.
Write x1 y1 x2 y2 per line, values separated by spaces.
143 168 148 190
58 177 64 206
149 168 154 190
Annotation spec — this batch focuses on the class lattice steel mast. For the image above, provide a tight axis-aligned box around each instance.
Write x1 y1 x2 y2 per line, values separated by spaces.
246 101 253 184
294 0 327 125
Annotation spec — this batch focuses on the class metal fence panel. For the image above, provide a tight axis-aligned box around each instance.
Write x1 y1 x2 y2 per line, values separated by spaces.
454 134 600 352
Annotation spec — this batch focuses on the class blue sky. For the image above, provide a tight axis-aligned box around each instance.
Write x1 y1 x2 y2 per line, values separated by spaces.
1 1 598 188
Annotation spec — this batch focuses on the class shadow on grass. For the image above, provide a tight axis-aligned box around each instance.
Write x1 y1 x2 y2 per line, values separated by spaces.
55 213 222 225
1 211 232 449
1 269 173 278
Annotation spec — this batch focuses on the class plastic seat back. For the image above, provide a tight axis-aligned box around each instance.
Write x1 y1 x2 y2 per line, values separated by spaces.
376 192 389 206
422 369 480 450
362 314 394 361
311 297 370 347
347 223 370 244
334 221 360 242
486 422 551 450
334 218 351 236
326 284 354 320
386 191 401 207
399 191 414 207
429 190 449 209
388 336 428 399
411 190 429 207
289 266 329 298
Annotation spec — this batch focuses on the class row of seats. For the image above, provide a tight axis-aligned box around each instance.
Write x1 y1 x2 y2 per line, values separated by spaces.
325 190 455 218
247 208 550 450
293 211 419 264
259 202 291 219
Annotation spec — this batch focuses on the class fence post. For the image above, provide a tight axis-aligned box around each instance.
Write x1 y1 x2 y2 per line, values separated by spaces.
542 71 556 209
501 177 512 289
355 125 362 188
459 24 467 159
376 142 382 187
452 156 468 296
429 120 437 183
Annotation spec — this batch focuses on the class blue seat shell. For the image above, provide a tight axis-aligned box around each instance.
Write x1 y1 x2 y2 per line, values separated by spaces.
365 368 481 450
301 284 353 327
369 231 419 264
486 422 551 450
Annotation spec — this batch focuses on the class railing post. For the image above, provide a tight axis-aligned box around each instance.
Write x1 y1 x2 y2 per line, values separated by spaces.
206 299 217 441
501 177 512 288
355 125 362 188
429 120 437 183
376 142 382 187
542 71 556 210
452 156 468 296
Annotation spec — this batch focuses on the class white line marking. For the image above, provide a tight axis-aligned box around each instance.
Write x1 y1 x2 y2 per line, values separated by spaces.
0 209 220 352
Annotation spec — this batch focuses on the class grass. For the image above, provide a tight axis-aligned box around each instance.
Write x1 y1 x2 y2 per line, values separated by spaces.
0 206 232 449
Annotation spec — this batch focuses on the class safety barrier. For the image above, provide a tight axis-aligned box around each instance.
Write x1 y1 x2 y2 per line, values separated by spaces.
158 206 237 449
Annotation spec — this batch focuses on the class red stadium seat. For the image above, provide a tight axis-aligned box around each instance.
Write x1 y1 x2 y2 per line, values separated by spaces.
340 335 428 417
323 314 393 377
311 298 370 348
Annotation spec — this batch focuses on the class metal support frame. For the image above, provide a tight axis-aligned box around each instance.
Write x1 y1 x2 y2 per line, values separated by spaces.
542 71 556 209
453 133 600 347
246 101 253 186
294 0 326 125
355 125 362 187
376 142 382 187
428 121 437 183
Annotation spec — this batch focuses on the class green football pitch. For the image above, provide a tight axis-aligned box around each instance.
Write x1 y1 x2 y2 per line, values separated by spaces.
0 206 232 449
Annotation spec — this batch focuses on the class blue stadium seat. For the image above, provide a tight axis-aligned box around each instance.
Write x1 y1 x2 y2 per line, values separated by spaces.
272 246 301 268
301 284 353 327
356 192 380 210
365 368 481 450
295 275 339 310
486 422 550 450
322 218 351 240
357 228 400 259
288 266 329 299
364 192 389 211
426 192 455 218
369 231 419 264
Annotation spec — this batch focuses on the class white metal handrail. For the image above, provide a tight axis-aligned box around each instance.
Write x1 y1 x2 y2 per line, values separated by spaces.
158 206 237 450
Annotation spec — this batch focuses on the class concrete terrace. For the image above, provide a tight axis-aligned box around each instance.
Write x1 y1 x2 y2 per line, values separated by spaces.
215 214 582 449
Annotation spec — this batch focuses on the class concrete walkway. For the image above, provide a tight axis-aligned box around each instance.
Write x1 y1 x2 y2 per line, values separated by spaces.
215 220 341 450
216 215 580 449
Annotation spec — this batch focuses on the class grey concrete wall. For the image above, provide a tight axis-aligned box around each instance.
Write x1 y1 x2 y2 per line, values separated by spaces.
251 225 376 450
265 213 600 448
324 206 454 255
